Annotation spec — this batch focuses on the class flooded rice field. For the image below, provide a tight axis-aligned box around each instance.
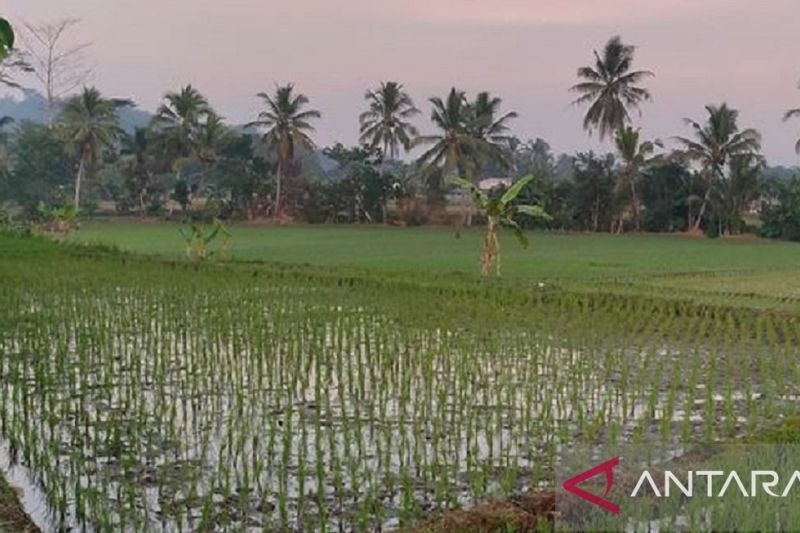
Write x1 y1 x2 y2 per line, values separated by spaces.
2 256 799 531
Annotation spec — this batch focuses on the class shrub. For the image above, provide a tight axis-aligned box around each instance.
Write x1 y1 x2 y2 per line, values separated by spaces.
760 177 800 241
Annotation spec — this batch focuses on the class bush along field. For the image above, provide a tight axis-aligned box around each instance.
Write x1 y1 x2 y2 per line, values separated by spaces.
2 233 800 531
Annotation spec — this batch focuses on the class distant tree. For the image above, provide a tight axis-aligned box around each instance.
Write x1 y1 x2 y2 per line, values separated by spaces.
207 133 272 220
761 175 800 241
2 123 73 212
323 143 393 222
195 111 228 166
154 85 211 170
572 152 615 231
713 153 763 235
783 80 800 154
194 110 229 193
359 81 419 173
21 19 94 126
613 126 661 232
247 84 321 217
512 137 555 180
467 91 517 172
58 87 129 210
639 162 702 232
674 103 761 232
416 88 479 180
417 88 518 192
447 175 549 276
119 127 159 214
571 36 653 140
171 178 191 212
151 85 216 211
0 116 13 174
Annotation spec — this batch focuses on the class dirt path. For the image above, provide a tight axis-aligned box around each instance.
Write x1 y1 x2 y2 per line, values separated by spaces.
0 473 38 533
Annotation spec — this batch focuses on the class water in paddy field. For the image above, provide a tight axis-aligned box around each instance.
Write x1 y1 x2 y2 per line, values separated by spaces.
1 283 799 531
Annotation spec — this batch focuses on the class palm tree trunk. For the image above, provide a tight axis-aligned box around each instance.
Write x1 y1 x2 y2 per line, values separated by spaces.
379 141 389 223
630 178 641 231
693 167 721 232
74 157 85 211
381 141 388 177
692 188 712 232
494 227 501 277
593 191 600 232
274 165 283 218
463 163 474 227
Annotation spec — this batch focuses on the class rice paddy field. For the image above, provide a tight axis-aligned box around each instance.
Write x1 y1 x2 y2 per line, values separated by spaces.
2 225 800 531
68 221 800 310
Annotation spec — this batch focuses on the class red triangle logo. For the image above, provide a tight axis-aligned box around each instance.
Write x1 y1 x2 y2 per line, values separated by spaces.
562 456 620 514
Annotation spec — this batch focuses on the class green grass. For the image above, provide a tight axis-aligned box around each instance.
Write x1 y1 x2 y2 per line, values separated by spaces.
3 230 800 531
67 220 800 309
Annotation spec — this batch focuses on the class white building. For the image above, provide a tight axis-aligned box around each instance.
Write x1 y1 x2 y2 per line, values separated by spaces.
477 177 513 191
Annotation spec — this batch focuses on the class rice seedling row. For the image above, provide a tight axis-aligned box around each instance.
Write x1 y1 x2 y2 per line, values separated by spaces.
1 244 799 531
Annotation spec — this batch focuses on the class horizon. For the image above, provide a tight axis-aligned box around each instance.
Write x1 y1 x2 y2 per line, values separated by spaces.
3 0 800 165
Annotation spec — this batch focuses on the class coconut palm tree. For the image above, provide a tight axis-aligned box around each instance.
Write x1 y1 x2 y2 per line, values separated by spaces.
613 126 661 232
716 153 763 235
120 127 154 214
247 84 321 216
359 81 420 172
468 91 518 171
571 35 653 140
416 88 482 180
58 87 129 210
153 85 211 165
447 175 549 276
784 80 800 154
674 103 761 232
191 111 230 195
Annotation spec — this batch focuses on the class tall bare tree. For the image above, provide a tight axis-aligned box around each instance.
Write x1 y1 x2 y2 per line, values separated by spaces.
21 18 93 126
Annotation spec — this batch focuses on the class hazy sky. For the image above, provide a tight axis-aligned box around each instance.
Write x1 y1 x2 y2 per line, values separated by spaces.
5 0 800 164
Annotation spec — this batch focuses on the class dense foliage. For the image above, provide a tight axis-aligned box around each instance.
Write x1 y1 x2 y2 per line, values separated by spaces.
760 176 800 241
0 30 798 238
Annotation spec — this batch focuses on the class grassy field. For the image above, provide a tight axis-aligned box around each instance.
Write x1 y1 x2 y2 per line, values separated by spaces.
68 220 800 308
3 226 800 531
3 231 800 531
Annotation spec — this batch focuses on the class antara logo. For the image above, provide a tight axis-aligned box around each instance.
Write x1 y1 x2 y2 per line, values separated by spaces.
563 455 800 515
562 456 621 514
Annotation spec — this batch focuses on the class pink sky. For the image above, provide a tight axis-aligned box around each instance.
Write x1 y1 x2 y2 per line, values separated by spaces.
4 0 800 164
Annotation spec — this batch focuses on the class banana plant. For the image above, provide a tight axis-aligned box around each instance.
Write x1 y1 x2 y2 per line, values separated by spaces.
0 17 14 59
447 174 549 277
178 218 232 262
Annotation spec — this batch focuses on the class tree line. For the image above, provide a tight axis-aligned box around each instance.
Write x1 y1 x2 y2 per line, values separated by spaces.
1 19 800 238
